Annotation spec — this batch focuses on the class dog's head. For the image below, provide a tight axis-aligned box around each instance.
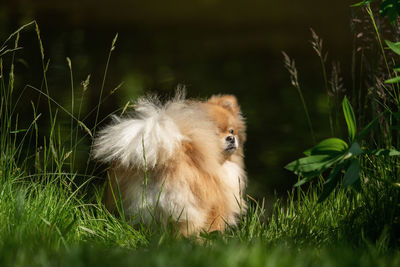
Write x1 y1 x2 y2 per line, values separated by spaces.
204 95 246 158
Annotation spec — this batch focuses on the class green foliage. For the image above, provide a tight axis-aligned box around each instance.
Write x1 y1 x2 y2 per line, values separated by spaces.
380 0 400 23
1 168 400 266
303 138 348 156
384 40 400 84
286 97 400 202
352 0 400 23
385 40 400 56
384 76 400 84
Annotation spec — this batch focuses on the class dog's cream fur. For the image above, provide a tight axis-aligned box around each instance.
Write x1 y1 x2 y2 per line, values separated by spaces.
92 93 247 235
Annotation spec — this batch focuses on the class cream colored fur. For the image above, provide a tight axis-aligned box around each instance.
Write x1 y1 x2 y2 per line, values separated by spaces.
92 93 247 235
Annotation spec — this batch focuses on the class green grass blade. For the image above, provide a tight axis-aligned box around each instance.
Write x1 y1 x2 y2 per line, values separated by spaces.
342 96 357 142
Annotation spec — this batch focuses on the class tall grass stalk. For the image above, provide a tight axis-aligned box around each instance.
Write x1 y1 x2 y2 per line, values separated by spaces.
93 33 118 137
365 4 400 106
87 33 118 175
66 57 74 171
282 51 316 144
310 28 335 136
34 22 54 123
366 4 392 78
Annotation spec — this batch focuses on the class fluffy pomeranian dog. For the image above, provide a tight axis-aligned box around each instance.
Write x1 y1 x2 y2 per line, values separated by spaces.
92 92 247 235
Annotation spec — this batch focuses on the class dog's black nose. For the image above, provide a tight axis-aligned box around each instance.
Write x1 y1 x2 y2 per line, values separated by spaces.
226 135 235 143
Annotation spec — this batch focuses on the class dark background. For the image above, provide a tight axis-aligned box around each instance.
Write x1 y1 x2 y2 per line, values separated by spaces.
0 0 357 198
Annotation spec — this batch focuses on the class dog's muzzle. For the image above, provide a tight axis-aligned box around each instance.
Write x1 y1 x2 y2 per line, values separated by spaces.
225 135 237 152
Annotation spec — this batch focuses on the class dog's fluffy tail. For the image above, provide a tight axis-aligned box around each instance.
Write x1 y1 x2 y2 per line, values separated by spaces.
92 96 185 169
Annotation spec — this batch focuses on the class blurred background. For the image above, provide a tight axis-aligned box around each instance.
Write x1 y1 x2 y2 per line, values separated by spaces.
0 0 356 198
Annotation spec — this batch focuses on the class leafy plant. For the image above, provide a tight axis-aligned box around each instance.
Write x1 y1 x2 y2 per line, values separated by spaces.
352 0 400 23
285 96 400 202
384 40 400 86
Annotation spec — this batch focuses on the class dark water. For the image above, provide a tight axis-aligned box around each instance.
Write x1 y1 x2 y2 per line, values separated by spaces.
1 0 355 198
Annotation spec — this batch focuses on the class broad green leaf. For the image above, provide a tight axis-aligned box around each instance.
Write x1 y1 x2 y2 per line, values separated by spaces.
285 155 331 172
372 148 400 156
393 63 400 72
385 40 400 55
352 178 362 192
318 162 347 202
380 1 400 24
294 176 317 187
384 76 400 84
285 154 342 175
318 175 339 202
304 138 348 156
299 169 326 179
342 96 357 142
342 158 361 187
349 142 363 156
357 112 385 141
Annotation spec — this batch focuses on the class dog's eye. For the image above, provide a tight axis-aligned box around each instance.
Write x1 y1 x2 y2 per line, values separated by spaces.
229 129 234 134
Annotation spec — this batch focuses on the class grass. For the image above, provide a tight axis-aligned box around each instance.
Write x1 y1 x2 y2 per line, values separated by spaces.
2 6 400 265
1 169 400 266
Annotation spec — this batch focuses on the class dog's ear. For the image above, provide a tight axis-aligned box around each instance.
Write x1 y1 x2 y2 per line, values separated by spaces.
207 95 240 114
